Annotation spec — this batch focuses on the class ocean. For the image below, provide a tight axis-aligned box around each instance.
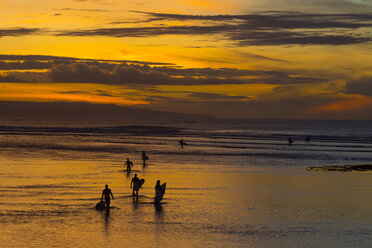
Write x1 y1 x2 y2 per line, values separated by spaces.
0 119 371 247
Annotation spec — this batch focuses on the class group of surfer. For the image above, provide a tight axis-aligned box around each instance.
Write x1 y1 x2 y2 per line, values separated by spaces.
99 150 168 210
100 178 165 209
124 151 149 172
99 139 188 210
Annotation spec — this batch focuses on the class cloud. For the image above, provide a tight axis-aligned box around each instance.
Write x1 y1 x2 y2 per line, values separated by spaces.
54 8 109 12
230 50 286 62
57 89 115 97
58 90 90 94
0 28 41 37
1 56 322 86
0 54 172 65
0 54 172 71
0 60 52 70
1 12 371 46
57 25 231 37
286 0 372 11
48 63 320 86
230 31 370 46
188 92 251 101
58 11 372 45
0 71 45 82
134 11 372 29
343 77 372 96
46 62 248 85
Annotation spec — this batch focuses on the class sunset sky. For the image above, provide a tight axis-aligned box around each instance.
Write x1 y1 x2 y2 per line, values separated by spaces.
1 0 372 119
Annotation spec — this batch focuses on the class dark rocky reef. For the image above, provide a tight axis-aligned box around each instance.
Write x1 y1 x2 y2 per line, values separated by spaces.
307 164 372 172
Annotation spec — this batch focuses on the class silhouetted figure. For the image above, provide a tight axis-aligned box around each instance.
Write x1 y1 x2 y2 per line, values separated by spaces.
155 180 162 192
103 208 110 234
130 174 140 196
141 151 149 166
288 138 294 146
101 184 114 209
154 180 166 204
305 136 310 143
179 138 186 148
125 157 133 172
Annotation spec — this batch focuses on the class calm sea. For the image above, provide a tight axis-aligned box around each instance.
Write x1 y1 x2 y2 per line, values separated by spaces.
0 119 371 247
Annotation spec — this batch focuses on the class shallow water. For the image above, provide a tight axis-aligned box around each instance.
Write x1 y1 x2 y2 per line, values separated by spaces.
0 120 372 247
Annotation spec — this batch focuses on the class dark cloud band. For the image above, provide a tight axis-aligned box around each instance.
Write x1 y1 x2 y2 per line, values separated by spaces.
57 11 372 45
0 55 322 86
0 28 41 37
1 12 371 46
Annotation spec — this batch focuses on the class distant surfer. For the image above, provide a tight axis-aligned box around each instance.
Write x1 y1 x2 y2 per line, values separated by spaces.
179 138 186 148
125 157 133 172
305 136 310 143
141 151 149 165
130 174 140 196
288 138 294 146
101 184 114 209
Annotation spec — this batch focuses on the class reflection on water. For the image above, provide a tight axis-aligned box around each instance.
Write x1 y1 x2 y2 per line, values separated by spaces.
126 170 131 178
102 209 110 235
142 163 147 174
154 203 163 213
132 195 139 205
0 156 371 248
0 120 372 248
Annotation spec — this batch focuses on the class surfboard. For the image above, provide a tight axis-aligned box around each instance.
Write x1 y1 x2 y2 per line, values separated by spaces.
144 155 149 160
134 179 145 191
154 183 166 203
95 200 106 210
179 141 188 146
139 179 145 188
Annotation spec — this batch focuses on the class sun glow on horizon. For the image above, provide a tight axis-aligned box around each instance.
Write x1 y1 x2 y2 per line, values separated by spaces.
313 97 372 112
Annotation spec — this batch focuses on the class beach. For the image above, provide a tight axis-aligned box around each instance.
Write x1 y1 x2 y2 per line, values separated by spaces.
0 119 371 247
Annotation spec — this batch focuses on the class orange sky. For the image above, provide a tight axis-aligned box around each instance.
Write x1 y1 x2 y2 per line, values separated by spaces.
1 0 372 118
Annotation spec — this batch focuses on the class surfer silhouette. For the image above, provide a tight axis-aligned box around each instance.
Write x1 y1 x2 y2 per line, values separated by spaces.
179 139 186 148
130 174 140 196
154 180 166 204
305 136 310 143
125 157 133 172
155 180 162 192
288 138 294 146
141 151 148 166
101 184 114 209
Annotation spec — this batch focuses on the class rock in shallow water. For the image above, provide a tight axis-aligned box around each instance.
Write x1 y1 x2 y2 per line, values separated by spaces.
307 164 372 172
